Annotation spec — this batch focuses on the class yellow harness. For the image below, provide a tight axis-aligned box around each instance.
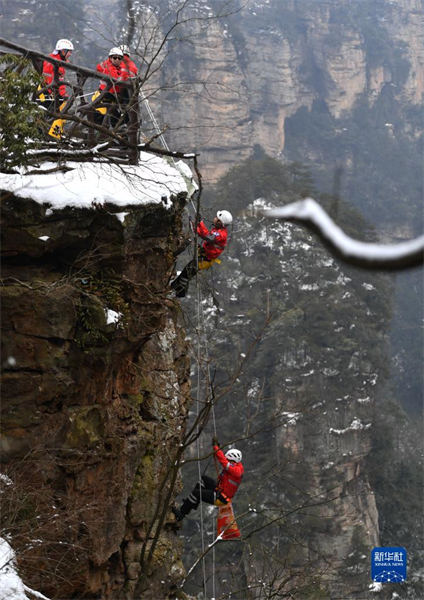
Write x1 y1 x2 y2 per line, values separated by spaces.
198 257 221 271
91 90 107 115
38 84 67 139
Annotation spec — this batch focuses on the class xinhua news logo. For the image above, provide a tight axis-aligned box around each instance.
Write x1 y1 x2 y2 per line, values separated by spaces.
371 547 407 583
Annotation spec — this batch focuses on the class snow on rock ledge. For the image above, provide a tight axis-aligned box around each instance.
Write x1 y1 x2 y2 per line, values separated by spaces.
0 538 28 600
0 153 196 211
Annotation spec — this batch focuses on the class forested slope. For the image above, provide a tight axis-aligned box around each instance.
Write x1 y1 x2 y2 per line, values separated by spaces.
178 156 423 599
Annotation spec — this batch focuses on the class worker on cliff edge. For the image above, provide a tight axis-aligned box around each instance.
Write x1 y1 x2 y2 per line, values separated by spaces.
120 44 138 76
39 38 74 109
172 437 243 521
171 210 233 298
119 44 138 124
94 47 129 127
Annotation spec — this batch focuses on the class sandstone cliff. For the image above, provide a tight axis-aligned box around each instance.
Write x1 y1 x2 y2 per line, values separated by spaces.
1 159 192 599
155 0 423 189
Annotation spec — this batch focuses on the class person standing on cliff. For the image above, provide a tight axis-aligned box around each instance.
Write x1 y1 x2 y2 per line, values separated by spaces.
94 47 129 126
172 437 243 521
119 45 138 123
39 39 74 108
120 45 138 76
171 210 233 298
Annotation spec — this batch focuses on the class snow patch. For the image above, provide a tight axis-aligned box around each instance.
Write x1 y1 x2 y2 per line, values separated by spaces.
0 538 28 600
115 212 128 223
357 396 371 404
330 417 370 435
369 581 383 592
0 154 193 211
322 368 339 377
105 309 121 325
0 474 13 489
281 412 302 426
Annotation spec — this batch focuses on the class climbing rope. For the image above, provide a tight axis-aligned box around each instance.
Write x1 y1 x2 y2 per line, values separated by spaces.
192 209 219 599
142 87 216 595
140 89 170 151
140 90 199 214
195 265 208 598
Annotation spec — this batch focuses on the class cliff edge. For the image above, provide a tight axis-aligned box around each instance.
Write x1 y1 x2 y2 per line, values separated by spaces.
1 156 194 599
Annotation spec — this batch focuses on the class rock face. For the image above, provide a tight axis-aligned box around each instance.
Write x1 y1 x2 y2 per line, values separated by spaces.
155 0 424 184
1 190 190 599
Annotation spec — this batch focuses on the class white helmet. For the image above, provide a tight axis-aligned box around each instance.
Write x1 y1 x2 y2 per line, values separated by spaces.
55 39 74 51
216 210 233 225
225 449 242 463
120 44 130 55
109 47 123 57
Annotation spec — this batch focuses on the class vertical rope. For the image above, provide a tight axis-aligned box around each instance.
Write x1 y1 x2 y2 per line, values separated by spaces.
140 90 170 151
195 259 220 600
141 86 212 596
194 246 208 599
141 90 198 214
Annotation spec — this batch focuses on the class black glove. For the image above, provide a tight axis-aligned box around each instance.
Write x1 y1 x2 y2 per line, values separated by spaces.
212 436 219 447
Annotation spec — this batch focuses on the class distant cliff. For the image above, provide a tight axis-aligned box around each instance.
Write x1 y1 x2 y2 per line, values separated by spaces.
1 160 192 599
156 0 423 226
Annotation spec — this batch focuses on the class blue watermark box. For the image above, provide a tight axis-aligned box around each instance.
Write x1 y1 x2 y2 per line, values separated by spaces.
371 547 407 583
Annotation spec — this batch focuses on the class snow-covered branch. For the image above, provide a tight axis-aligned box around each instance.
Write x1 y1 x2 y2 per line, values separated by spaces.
259 198 424 270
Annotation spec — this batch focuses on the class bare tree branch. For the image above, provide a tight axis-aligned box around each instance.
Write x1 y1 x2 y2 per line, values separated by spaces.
256 197 424 270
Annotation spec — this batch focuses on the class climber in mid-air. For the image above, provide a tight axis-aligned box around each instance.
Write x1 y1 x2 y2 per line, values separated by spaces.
172 437 243 521
171 210 233 298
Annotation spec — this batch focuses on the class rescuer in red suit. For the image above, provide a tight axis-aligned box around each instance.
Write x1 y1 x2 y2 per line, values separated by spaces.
120 45 138 76
94 47 129 126
171 210 233 298
41 38 73 104
172 437 243 521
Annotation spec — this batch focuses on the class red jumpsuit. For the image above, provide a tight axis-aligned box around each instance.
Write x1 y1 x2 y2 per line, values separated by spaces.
214 446 244 499
42 52 69 98
123 55 138 76
197 221 228 260
171 221 229 297
96 59 129 93
174 446 244 520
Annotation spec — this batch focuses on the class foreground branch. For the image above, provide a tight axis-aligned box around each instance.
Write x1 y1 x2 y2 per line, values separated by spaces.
257 197 424 270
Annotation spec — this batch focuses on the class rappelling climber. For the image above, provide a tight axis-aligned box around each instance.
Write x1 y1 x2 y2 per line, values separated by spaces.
171 210 233 298
172 437 243 522
39 38 74 107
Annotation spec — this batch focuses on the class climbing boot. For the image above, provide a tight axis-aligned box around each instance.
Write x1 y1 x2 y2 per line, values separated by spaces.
171 276 188 298
172 506 184 521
